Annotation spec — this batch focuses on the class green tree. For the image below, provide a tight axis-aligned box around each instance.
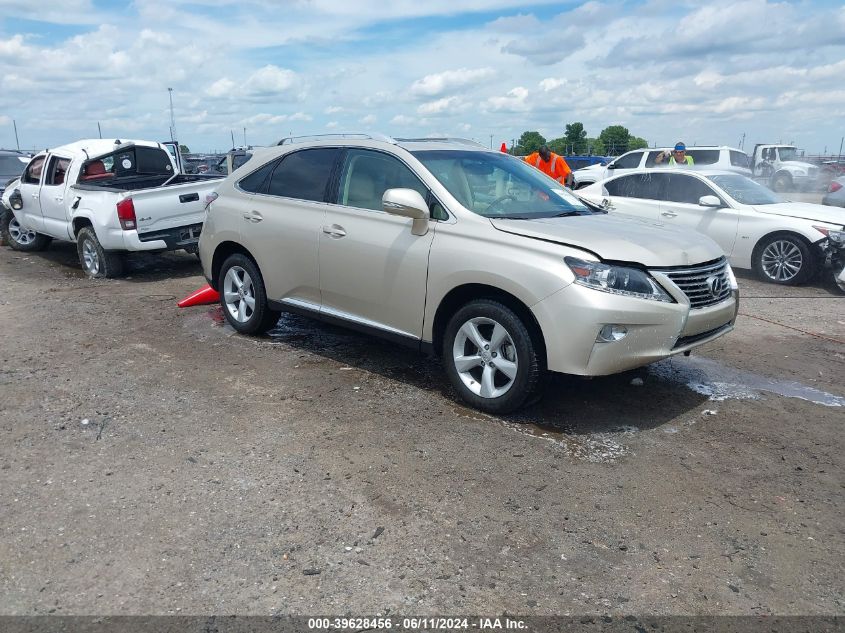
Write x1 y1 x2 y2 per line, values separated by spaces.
564 122 588 155
585 138 606 155
598 125 631 155
547 137 568 155
517 131 546 154
179 144 190 154
627 136 649 151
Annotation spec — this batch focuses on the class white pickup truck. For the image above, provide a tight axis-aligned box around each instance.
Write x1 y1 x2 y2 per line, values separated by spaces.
0 139 222 277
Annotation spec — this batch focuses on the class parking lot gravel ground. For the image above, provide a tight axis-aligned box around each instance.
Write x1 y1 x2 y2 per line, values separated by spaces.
0 242 843 617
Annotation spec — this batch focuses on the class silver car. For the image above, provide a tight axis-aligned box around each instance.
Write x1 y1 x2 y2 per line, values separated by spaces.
823 176 845 208
199 135 738 413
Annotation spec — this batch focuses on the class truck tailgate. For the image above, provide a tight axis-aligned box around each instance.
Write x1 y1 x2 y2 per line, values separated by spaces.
132 180 218 237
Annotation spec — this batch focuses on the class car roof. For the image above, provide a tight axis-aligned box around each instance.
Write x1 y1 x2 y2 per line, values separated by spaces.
275 133 492 154
607 168 743 178
626 146 744 152
37 139 166 158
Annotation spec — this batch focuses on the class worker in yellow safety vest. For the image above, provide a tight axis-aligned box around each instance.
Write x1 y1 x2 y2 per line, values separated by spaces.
523 145 573 186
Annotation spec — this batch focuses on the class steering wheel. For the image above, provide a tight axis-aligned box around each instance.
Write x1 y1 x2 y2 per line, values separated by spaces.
485 194 517 215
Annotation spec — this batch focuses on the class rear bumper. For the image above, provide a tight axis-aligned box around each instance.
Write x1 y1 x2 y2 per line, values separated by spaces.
97 223 202 252
137 223 203 250
531 283 738 376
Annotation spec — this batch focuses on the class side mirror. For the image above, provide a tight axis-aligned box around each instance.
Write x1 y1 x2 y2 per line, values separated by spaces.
9 188 23 211
699 195 722 208
383 188 430 236
606 163 617 169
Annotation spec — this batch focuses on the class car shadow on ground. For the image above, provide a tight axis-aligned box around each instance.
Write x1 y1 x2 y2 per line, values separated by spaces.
11 241 202 283
252 310 710 436
734 268 844 296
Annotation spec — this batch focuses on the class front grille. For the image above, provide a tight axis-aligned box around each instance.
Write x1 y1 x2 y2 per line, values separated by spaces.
673 323 733 349
657 258 732 309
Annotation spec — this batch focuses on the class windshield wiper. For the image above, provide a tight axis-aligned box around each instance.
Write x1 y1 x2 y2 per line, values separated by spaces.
553 211 583 217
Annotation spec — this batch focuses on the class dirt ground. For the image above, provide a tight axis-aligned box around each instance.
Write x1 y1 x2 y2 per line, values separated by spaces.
0 242 843 617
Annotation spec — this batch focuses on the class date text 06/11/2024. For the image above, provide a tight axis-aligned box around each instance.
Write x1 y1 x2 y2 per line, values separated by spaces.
306 617 528 630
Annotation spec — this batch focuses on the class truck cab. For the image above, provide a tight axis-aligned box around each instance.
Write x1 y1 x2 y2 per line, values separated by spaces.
750 144 819 192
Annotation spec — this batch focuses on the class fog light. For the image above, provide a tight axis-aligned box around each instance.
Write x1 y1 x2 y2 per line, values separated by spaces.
596 324 628 343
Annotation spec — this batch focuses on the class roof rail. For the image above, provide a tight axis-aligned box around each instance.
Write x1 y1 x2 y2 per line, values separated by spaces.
394 137 487 148
277 133 396 146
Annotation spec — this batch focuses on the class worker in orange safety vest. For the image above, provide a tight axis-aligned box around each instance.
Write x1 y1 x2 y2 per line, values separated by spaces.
523 145 572 186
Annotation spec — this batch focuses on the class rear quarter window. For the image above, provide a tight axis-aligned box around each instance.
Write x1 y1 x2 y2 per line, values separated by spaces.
266 148 341 202
730 151 750 168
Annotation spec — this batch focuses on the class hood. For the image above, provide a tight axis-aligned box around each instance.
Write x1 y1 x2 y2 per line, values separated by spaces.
752 202 845 226
490 214 723 268
780 160 816 172
575 163 606 173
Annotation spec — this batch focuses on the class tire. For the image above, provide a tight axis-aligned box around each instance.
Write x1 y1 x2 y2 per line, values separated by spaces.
218 253 280 335
752 233 816 285
771 173 791 193
76 227 125 278
0 209 52 252
442 299 543 414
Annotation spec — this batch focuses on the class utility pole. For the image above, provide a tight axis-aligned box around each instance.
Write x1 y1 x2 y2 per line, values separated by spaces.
230 130 235 149
489 134 493 150
13 119 20 150
167 87 177 142
839 136 844 161
739 132 745 150
243 127 247 148
97 122 102 139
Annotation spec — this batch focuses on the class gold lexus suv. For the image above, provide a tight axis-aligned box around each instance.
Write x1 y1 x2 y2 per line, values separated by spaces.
199 135 738 413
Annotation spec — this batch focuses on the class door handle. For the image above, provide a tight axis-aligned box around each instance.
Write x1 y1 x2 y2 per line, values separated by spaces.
661 211 678 218
322 224 346 238
31 193 39 199
242 211 263 222
55 196 63 202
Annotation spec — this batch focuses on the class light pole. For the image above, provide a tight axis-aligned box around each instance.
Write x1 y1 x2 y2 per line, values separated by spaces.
168 88 177 142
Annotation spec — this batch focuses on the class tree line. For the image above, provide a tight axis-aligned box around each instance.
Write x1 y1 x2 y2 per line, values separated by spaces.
511 124 648 157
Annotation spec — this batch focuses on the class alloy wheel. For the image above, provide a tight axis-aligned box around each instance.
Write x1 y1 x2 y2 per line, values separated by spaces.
9 218 36 246
223 266 256 323
761 239 802 282
452 316 519 399
81 239 100 275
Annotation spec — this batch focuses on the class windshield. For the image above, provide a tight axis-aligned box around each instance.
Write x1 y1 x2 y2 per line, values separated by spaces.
709 174 783 205
778 147 799 162
412 150 592 219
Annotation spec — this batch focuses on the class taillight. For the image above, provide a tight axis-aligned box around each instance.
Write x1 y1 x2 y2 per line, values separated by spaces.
204 192 218 211
830 181 843 193
116 198 136 230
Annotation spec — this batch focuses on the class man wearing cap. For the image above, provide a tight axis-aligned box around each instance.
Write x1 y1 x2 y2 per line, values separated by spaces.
656 142 694 166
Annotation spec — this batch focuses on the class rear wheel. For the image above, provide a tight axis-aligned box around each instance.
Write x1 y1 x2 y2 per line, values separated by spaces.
76 227 125 278
443 299 543 414
1 210 52 251
218 253 280 335
752 233 815 285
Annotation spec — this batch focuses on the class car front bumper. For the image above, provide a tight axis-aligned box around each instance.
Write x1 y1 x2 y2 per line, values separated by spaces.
531 282 738 376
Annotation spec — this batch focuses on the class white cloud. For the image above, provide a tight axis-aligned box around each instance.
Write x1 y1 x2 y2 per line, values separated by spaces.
417 97 468 116
324 106 343 114
242 65 302 99
326 121 339 129
484 87 529 112
390 115 416 125
410 67 495 97
360 114 377 125
207 78 236 98
539 78 566 91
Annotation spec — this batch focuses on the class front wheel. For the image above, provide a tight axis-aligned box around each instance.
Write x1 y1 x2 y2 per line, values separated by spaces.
218 253 280 335
443 299 543 414
76 227 125 278
1 210 52 251
771 173 792 193
752 234 815 285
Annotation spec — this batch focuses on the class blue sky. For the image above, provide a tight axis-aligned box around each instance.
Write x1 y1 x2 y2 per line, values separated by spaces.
1 0 844 154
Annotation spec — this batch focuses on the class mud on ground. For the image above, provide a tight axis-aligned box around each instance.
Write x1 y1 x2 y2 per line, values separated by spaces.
0 244 843 616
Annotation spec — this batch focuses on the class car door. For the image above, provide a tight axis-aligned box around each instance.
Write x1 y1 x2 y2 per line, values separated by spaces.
660 173 739 256
242 148 341 308
319 148 436 340
16 154 47 231
601 173 668 219
38 154 72 238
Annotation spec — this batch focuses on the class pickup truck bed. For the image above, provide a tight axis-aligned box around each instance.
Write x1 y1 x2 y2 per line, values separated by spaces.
73 173 222 192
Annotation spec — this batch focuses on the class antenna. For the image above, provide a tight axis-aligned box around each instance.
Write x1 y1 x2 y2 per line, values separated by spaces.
167 88 177 142
13 119 20 150
98 122 102 139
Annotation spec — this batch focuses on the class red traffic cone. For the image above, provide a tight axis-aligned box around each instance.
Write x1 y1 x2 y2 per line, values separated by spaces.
500 142 508 153
177 283 220 308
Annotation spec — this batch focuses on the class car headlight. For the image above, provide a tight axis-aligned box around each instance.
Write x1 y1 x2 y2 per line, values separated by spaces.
565 257 673 302
814 226 845 243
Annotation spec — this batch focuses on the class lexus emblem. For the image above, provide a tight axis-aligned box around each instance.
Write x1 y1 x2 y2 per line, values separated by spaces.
706 274 726 298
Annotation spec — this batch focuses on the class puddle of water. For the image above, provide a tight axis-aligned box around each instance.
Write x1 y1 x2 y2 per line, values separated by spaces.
648 356 845 408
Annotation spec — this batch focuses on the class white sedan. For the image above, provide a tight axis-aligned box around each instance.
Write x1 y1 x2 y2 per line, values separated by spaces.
578 169 845 285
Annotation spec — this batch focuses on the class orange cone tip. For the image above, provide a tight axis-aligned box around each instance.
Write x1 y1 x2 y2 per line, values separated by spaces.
177 284 220 308
500 142 508 153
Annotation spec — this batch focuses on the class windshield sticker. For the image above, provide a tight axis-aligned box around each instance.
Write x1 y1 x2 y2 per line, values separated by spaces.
122 159 132 169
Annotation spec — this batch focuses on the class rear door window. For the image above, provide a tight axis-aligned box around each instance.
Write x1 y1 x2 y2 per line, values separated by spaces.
604 173 668 200
266 148 340 202
730 151 750 168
